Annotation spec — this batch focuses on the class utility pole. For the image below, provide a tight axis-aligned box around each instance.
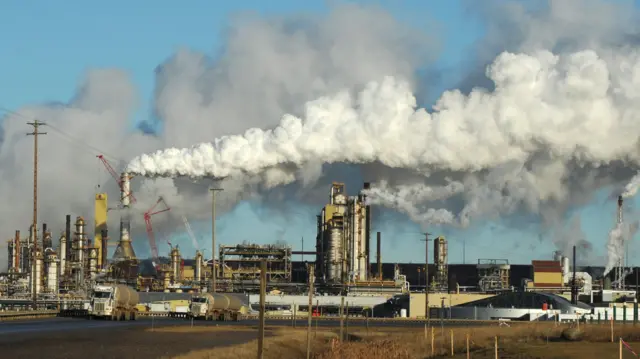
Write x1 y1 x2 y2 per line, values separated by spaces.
258 260 267 359
306 265 314 359
27 120 46 309
210 187 223 293
421 233 431 326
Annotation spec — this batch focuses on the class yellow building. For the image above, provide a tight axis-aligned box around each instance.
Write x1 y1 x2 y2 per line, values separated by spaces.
408 293 496 318
94 193 108 267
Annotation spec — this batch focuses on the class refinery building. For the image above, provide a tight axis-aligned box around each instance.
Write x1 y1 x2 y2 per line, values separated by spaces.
1 162 638 321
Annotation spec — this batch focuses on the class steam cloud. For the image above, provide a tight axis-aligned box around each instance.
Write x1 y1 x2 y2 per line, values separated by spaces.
128 48 640 231
0 3 434 267
3 0 640 268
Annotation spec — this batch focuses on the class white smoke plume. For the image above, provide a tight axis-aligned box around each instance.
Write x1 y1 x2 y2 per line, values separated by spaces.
3 0 640 270
0 3 434 267
128 48 640 231
622 172 640 198
603 222 636 276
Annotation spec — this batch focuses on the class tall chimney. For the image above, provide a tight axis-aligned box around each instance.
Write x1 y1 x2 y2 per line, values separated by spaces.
14 230 20 271
618 195 624 224
377 231 382 281
363 182 371 279
101 228 108 269
42 223 47 240
571 245 577 304
65 215 71 260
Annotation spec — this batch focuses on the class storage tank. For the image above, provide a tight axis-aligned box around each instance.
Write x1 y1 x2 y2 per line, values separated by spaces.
34 250 43 295
211 293 245 311
562 256 570 277
195 250 203 282
45 251 58 293
199 293 246 312
113 284 139 309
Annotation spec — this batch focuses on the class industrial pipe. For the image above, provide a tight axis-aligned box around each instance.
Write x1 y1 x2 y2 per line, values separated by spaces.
377 232 382 280
363 182 371 280
101 229 108 269
65 215 71 260
572 245 577 304
14 230 20 272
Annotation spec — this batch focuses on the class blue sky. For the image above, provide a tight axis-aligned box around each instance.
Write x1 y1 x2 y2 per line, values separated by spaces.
0 0 638 266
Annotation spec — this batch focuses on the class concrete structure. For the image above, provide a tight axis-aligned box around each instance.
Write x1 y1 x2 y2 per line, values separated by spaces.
408 293 496 318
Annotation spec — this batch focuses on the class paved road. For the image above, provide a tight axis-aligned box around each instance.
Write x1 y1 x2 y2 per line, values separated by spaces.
0 316 489 335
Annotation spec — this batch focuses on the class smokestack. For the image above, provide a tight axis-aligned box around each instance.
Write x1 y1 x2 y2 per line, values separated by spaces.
14 230 20 271
377 231 382 281
65 215 71 259
571 245 577 304
101 229 108 269
363 182 371 279
618 195 624 224
42 223 47 240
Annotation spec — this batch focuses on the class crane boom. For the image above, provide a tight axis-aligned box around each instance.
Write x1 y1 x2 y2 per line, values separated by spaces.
144 197 170 263
97 155 136 203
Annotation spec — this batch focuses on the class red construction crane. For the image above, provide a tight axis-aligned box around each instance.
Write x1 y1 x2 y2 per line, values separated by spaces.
144 196 170 265
96 154 136 203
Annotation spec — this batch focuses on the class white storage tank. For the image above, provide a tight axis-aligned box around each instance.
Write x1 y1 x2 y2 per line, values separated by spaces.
400 309 407 318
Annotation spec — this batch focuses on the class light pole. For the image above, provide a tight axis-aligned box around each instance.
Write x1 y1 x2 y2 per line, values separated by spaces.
421 233 432 326
210 187 223 293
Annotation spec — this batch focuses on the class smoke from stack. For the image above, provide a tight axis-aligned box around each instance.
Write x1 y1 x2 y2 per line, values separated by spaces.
3 1 640 267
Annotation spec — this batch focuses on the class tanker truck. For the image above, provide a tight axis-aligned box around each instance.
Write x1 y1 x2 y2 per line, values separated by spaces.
189 293 247 321
89 284 139 320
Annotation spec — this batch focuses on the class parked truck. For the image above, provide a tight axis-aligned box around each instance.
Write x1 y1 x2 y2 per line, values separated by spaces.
89 284 139 320
189 293 247 321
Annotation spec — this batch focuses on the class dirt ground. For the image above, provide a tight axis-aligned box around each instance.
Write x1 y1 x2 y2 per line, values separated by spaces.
0 325 268 359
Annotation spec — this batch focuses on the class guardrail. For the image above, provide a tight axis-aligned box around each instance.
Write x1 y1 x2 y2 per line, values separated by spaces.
0 310 59 321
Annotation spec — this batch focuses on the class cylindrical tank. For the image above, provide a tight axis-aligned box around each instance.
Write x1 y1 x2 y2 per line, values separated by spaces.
46 252 58 293
35 250 43 295
328 227 343 282
59 234 67 276
170 247 181 281
200 293 245 312
163 271 171 290
400 309 407 318
195 250 202 282
89 249 98 279
75 217 85 264
113 284 139 309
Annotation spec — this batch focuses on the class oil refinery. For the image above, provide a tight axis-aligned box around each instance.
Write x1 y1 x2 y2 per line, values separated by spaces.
1 162 639 322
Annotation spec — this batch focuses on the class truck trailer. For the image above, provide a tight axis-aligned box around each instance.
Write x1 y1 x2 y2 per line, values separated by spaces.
189 293 247 321
89 284 139 320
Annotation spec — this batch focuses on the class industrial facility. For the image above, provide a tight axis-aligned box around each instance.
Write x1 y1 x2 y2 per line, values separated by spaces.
1 157 639 322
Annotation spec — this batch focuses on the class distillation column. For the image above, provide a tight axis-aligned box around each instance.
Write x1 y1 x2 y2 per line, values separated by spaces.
114 172 136 260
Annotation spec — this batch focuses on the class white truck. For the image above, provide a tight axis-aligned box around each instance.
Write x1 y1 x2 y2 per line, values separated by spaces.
189 293 247 321
89 284 139 321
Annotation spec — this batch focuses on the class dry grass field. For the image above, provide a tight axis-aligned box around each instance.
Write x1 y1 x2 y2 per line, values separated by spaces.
172 322 640 359
4 319 640 358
